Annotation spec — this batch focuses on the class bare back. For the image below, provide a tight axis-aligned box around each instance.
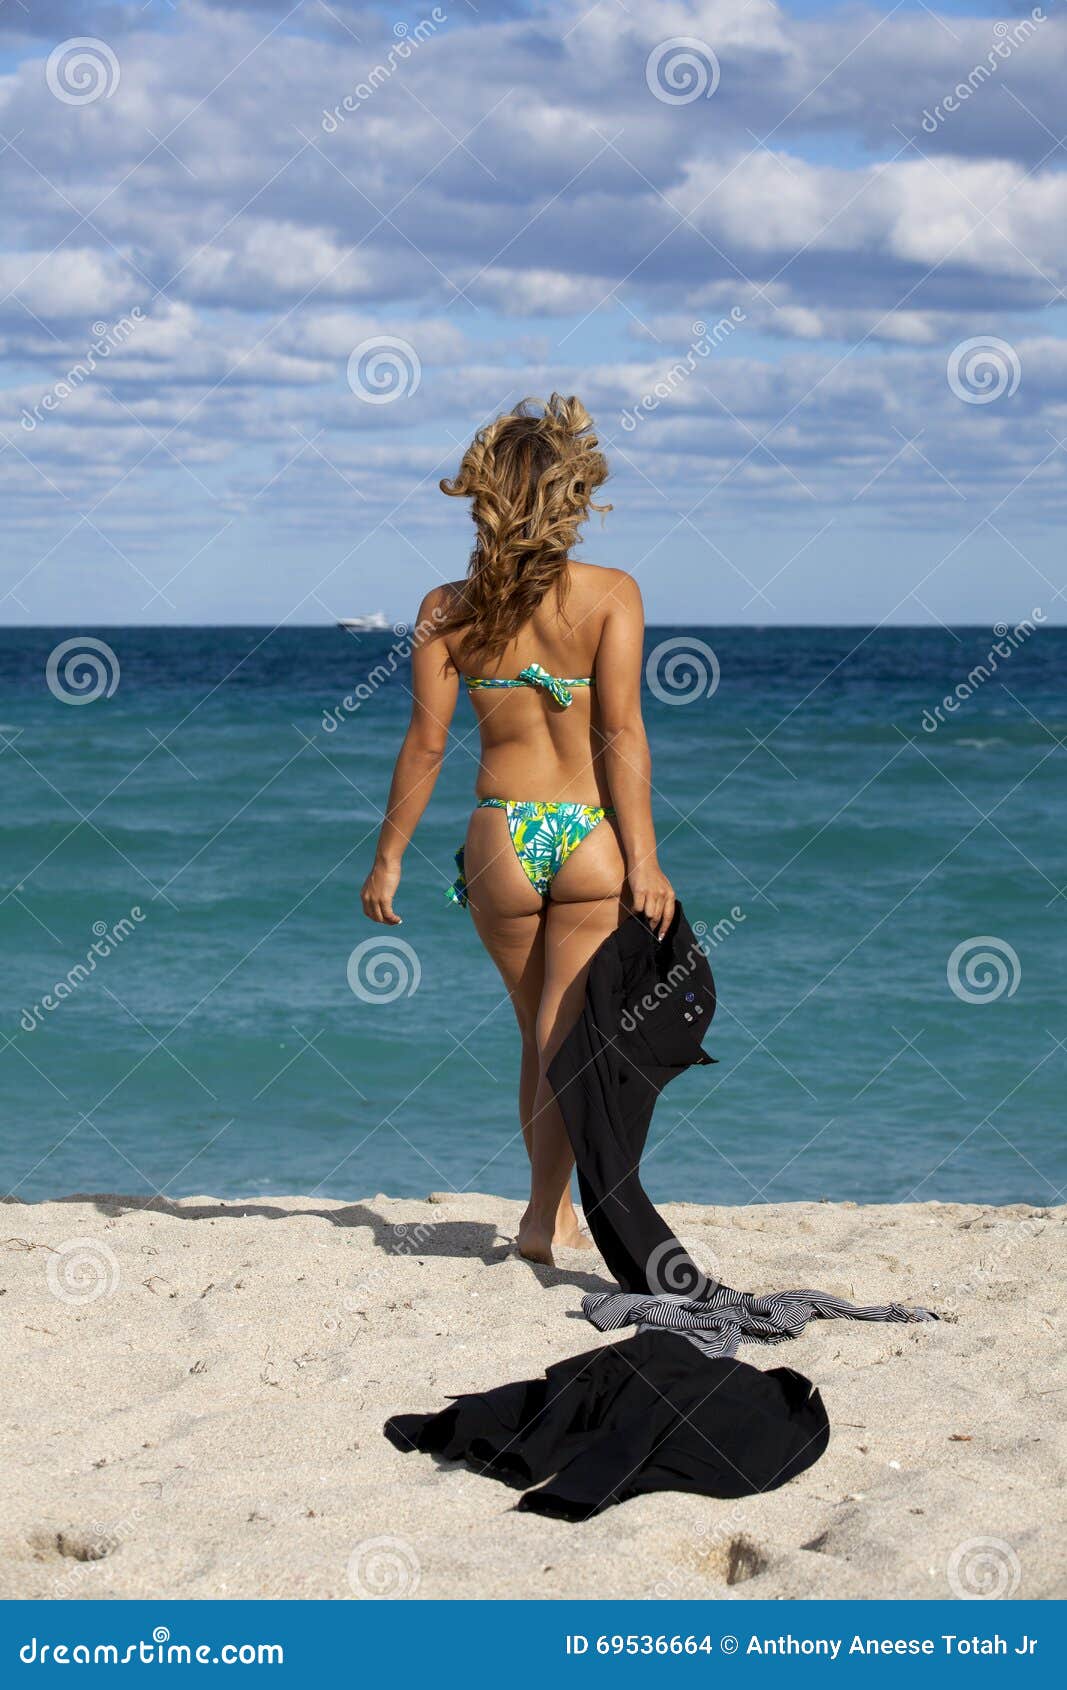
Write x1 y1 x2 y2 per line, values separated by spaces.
442 561 627 805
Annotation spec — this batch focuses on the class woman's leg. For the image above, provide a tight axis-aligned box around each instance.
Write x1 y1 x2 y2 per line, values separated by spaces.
520 820 628 1264
463 808 583 1243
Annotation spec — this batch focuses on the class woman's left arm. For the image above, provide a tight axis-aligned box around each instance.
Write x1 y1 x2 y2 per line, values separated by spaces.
361 589 458 925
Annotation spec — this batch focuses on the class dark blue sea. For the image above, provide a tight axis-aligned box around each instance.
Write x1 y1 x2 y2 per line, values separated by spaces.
1 624 1062 1208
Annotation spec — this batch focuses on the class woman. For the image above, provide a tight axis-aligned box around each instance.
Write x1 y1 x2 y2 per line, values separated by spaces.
361 395 674 1266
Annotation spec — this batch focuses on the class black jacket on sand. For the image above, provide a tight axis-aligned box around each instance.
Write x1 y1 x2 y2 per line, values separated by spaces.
384 1334 829 1522
548 902 718 1296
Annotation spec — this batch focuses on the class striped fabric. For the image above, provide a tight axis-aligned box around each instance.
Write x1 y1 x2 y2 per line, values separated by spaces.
582 1284 938 1362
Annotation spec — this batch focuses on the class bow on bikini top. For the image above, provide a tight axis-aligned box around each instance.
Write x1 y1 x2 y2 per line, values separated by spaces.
462 661 594 709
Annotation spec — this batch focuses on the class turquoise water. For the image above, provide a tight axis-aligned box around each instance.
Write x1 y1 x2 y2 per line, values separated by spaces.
1 625 1063 1208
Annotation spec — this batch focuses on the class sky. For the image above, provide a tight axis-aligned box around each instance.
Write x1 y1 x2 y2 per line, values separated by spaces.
0 0 1065 625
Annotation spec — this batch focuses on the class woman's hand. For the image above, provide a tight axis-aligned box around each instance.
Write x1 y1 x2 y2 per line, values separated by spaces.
361 859 402 925
627 858 675 939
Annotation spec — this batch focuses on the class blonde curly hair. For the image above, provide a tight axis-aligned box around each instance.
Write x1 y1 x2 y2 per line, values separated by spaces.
437 394 611 663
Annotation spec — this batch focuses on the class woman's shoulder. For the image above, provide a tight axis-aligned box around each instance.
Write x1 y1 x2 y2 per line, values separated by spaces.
567 562 643 613
414 580 465 625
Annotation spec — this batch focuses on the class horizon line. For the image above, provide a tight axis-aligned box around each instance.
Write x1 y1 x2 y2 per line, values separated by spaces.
0 620 1057 632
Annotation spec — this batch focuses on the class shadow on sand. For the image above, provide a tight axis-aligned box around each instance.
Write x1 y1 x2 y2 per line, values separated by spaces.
36 1192 616 1293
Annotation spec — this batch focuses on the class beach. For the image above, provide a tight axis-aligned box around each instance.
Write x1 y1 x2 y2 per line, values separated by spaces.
2 1191 1063 1601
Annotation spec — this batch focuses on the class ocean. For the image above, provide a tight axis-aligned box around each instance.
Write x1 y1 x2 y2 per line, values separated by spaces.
1 624 1062 1210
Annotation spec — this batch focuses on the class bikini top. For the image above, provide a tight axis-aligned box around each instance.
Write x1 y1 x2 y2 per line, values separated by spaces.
462 661 594 709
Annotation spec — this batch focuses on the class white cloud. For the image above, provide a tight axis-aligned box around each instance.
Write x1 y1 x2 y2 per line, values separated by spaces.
0 0 1064 621
0 249 139 322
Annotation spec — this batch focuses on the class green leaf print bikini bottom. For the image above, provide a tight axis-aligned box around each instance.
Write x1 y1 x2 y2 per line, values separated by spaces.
447 798 616 908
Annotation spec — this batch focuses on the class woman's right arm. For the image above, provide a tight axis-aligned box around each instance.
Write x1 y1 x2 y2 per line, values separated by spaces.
594 572 675 938
361 589 459 925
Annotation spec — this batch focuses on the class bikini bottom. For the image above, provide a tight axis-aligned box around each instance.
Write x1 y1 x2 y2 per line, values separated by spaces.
447 798 615 909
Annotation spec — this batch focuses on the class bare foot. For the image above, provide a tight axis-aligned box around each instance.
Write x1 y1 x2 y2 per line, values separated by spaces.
553 1198 594 1250
553 1218 594 1251
516 1219 554 1267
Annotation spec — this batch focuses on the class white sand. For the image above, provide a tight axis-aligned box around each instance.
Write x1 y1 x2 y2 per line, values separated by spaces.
2 1192 1063 1601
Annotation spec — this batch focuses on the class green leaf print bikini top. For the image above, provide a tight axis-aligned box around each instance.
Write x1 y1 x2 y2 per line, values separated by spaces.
462 661 594 709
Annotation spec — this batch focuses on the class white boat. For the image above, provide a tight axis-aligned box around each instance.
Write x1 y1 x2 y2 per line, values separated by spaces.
337 612 390 632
